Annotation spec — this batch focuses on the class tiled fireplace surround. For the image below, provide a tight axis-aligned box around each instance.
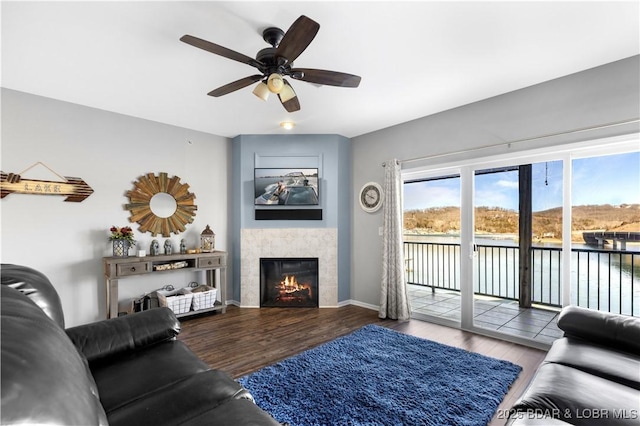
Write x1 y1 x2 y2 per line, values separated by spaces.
240 228 338 307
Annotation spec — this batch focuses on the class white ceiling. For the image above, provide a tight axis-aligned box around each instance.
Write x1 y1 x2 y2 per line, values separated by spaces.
2 1 639 138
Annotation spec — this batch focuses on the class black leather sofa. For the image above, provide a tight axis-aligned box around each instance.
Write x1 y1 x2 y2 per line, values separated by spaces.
1 264 280 426
507 305 640 425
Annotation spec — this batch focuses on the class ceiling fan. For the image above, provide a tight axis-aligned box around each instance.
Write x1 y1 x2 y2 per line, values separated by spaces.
180 15 361 113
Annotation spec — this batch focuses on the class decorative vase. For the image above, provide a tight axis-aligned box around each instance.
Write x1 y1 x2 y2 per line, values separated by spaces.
112 239 130 257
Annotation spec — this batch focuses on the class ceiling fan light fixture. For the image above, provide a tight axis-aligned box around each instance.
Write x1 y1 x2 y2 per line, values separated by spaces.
267 73 284 93
181 15 361 113
252 81 270 101
280 121 295 130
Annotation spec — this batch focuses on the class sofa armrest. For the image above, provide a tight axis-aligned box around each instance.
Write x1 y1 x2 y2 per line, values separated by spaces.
1 263 66 328
66 307 181 362
557 305 640 354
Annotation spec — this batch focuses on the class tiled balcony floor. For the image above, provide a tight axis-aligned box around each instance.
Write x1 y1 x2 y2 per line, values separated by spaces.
408 284 562 345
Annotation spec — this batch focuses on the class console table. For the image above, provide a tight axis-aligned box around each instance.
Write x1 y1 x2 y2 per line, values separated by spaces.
103 251 227 319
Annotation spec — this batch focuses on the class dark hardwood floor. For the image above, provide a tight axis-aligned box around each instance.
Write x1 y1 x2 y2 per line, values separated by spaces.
178 305 546 425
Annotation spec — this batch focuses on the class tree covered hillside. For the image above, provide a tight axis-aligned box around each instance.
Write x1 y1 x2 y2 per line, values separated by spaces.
404 204 640 241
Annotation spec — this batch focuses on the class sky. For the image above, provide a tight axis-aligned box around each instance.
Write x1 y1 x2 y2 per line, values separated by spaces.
404 151 639 212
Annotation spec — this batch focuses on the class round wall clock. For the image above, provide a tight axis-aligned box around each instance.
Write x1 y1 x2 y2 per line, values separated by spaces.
359 182 384 213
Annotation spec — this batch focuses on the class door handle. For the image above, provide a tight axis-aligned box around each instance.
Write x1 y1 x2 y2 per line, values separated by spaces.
470 242 478 259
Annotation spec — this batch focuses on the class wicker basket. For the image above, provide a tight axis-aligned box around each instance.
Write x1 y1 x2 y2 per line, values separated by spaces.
157 286 193 314
189 284 217 311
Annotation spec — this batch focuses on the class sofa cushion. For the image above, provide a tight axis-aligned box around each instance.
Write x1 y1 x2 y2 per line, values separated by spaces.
91 339 213 412
1 263 66 327
0 285 108 425
508 417 570 425
105 370 275 426
511 362 639 425
544 338 640 390
183 398 282 426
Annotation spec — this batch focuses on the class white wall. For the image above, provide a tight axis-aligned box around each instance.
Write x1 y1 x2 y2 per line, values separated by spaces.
1 89 231 326
351 56 640 309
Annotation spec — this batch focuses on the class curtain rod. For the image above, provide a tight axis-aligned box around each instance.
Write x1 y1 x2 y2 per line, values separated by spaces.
382 117 639 167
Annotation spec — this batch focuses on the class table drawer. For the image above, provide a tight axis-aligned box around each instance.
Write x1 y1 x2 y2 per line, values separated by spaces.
197 256 224 268
117 262 150 276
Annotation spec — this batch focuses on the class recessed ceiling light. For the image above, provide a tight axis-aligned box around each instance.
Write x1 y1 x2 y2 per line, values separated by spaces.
280 121 295 130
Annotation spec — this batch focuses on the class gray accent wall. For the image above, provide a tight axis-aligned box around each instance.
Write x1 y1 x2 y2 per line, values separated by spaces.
351 55 640 309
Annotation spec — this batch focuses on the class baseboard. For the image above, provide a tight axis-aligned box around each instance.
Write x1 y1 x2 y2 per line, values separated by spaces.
339 299 379 311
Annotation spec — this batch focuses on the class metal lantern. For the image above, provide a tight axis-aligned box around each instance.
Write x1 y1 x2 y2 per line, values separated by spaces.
200 225 215 252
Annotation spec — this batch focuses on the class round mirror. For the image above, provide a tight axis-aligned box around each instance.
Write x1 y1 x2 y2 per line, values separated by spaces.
149 192 177 218
125 172 197 237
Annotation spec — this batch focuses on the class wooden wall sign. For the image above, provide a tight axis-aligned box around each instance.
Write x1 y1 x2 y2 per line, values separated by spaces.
0 162 94 202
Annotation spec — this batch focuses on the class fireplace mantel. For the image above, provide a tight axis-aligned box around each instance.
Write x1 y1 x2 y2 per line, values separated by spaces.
240 228 337 307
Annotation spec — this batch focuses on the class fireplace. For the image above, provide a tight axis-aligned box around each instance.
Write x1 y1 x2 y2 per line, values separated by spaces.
260 258 319 308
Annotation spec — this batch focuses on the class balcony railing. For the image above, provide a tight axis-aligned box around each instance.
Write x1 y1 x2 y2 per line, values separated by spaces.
404 240 639 316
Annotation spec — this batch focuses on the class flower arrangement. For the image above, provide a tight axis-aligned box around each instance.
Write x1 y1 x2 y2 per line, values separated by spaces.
109 226 136 243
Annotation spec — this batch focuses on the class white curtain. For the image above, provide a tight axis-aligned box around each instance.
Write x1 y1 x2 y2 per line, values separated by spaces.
379 159 411 321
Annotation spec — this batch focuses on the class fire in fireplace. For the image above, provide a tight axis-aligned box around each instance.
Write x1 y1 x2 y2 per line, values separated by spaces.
260 258 319 307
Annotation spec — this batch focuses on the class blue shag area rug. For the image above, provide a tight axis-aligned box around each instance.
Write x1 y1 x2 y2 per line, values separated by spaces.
239 324 522 426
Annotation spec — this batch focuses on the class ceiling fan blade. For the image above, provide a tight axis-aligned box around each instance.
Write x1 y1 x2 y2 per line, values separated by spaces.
290 68 361 88
208 75 264 97
279 80 300 112
275 15 320 64
181 35 264 69
281 96 300 113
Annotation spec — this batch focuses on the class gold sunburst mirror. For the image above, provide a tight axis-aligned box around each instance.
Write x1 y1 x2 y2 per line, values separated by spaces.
125 172 197 237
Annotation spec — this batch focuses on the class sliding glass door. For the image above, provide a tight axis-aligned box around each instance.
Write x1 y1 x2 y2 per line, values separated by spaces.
472 166 522 333
402 135 639 345
403 172 462 324
471 162 563 344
